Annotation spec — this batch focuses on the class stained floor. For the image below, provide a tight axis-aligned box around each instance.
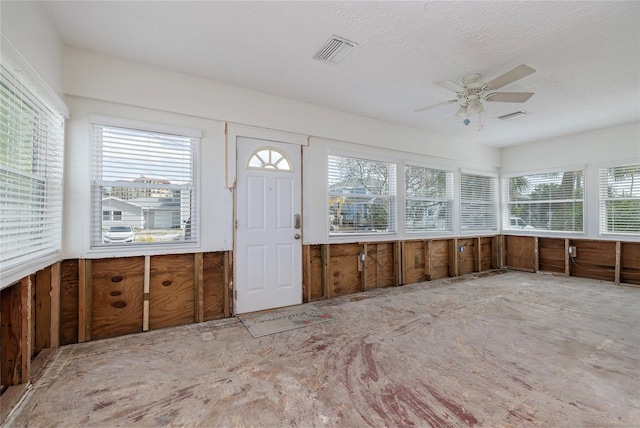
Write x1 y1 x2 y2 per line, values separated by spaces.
6 271 640 427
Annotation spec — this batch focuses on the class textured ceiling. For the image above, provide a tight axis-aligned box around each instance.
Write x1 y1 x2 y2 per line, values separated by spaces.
43 1 640 147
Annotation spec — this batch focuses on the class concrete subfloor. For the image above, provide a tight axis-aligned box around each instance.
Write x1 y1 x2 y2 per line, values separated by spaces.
6 271 640 427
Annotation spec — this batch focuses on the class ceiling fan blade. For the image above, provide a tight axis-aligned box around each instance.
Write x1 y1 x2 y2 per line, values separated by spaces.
435 80 464 92
485 92 534 103
486 64 535 90
414 99 457 113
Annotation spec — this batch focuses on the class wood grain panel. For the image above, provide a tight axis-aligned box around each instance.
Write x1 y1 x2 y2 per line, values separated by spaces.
570 240 616 281
1 283 23 387
91 257 144 340
430 240 450 280
505 236 536 271
479 237 496 271
149 254 195 330
59 259 79 346
403 241 426 284
203 252 225 321
329 243 361 297
305 245 324 301
458 239 476 276
34 267 52 355
621 243 640 285
538 238 566 273
366 243 395 289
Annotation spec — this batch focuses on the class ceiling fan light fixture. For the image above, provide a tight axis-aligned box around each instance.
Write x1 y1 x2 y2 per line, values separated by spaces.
455 105 467 118
468 99 484 114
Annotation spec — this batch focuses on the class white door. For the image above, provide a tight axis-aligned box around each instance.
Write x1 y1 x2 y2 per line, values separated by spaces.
235 137 302 314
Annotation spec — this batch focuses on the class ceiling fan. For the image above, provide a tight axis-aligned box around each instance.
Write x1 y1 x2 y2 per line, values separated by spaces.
415 64 536 121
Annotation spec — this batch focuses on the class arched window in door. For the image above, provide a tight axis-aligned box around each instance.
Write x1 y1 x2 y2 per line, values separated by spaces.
247 147 293 171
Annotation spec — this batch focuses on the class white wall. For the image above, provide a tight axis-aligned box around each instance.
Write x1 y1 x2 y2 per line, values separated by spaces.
63 96 231 258
501 122 640 240
1 1 64 98
63 48 502 253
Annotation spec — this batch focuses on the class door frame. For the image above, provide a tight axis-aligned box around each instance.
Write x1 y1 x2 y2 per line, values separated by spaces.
226 124 308 315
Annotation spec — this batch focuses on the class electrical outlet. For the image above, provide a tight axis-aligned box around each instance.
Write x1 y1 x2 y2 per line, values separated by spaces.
568 246 577 257
459 246 463 253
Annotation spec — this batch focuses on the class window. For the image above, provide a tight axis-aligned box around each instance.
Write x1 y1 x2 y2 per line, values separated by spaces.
248 147 292 171
91 122 199 247
328 154 396 234
0 62 64 280
599 163 640 235
504 170 584 232
460 172 498 231
405 165 453 232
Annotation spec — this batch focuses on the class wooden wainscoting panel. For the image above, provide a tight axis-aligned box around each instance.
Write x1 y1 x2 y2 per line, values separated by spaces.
403 241 427 284
430 240 450 280
366 242 395 289
458 238 476 276
570 240 616 282
329 243 361 297
621 242 640 286
149 254 195 330
1 283 23 387
33 267 52 356
59 259 79 346
203 252 226 321
538 238 566 273
91 257 144 340
504 236 536 272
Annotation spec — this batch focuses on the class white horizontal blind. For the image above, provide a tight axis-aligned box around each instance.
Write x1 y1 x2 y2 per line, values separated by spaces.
405 165 453 232
504 170 584 232
91 124 198 247
0 63 64 274
460 173 497 231
599 164 640 235
328 154 396 234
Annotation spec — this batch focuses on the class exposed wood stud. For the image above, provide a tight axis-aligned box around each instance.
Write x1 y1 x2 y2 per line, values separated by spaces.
20 276 32 384
303 245 311 303
194 253 204 322
360 243 367 292
143 256 150 331
321 244 330 298
224 251 231 318
49 262 61 349
78 259 92 343
475 237 482 272
425 240 432 280
564 239 571 276
499 235 506 269
450 238 459 277
615 241 621 285
393 242 401 286
534 237 539 273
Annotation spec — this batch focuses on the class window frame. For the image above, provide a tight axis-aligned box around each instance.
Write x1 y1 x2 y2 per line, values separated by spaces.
459 170 499 233
599 161 640 237
404 163 454 234
327 151 398 237
502 166 585 234
89 116 201 250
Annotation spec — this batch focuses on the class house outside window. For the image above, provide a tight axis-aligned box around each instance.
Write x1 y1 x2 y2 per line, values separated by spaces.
599 163 640 235
504 169 584 232
91 121 199 247
460 172 498 232
328 154 396 234
405 165 453 233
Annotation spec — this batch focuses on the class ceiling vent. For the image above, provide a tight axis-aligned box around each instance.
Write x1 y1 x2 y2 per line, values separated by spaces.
313 36 358 64
498 110 530 120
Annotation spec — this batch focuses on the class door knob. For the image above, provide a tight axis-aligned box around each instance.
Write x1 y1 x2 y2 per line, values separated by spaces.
294 234 301 239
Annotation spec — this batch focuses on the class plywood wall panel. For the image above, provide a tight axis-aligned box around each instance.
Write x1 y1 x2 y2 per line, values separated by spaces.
33 268 52 355
621 243 640 285
479 237 496 271
430 240 450 280
59 259 79 346
570 240 616 282
203 252 225 321
539 238 566 273
1 283 23 387
329 243 361 297
367 243 395 288
458 239 476 276
149 254 195 330
505 236 536 271
403 241 426 284
305 245 324 301
91 257 144 340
